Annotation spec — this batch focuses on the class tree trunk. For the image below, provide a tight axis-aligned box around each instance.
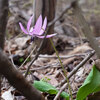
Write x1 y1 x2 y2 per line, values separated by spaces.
0 0 8 49
0 0 8 96
34 0 56 54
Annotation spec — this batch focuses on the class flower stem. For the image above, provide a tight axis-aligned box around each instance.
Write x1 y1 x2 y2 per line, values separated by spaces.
49 38 73 100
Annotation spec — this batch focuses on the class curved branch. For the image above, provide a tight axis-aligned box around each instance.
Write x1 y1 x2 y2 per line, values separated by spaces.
0 0 8 49
0 49 44 100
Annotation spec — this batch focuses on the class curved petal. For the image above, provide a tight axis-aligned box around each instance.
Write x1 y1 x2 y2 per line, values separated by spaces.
38 17 47 35
34 15 42 34
29 27 34 33
29 27 40 35
27 15 34 32
19 22 28 34
29 27 34 35
37 33 57 38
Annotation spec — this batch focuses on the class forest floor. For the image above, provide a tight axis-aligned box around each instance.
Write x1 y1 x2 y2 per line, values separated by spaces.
1 0 100 100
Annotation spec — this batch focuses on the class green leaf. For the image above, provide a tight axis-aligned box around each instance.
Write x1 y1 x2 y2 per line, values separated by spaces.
33 80 69 100
61 91 70 99
76 65 100 100
19 58 24 63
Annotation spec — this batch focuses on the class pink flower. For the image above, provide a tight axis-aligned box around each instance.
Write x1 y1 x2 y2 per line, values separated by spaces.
19 15 56 39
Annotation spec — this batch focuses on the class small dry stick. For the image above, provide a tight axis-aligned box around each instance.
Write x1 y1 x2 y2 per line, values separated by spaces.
24 42 44 77
32 53 86 59
21 63 59 73
19 45 37 69
8 41 16 68
54 83 68 100
48 2 72 27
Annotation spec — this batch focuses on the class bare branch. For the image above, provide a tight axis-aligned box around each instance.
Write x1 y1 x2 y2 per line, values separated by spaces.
0 0 8 49
0 49 44 100
48 1 72 27
32 53 86 59
0 0 9 96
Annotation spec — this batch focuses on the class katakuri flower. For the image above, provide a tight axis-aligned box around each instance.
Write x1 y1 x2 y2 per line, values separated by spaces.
19 15 56 40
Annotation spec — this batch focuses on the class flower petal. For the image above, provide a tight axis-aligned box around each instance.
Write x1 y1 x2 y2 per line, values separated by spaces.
19 22 28 34
34 15 42 34
27 15 34 32
37 33 57 38
29 27 34 35
29 27 34 33
29 27 40 35
38 17 47 35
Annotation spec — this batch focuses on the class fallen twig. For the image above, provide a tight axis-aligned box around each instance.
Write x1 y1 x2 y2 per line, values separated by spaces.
19 45 37 69
31 53 86 59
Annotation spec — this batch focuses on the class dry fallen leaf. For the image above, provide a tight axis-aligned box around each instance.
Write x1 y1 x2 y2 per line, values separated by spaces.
1 88 14 100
